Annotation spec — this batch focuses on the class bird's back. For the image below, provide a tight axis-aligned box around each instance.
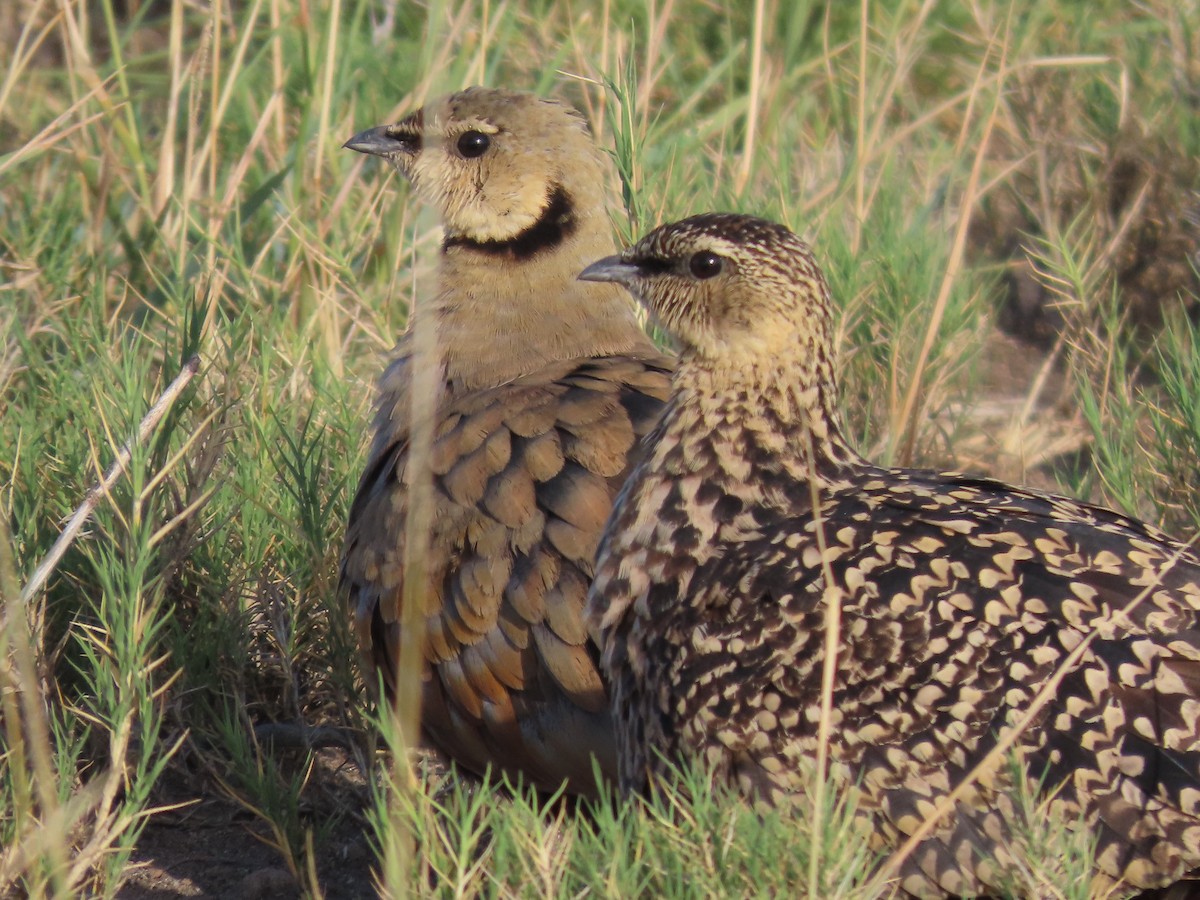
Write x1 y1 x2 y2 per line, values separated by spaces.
342 347 672 795
608 459 1200 893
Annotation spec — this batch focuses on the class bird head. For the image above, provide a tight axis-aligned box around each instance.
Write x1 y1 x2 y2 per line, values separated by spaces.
344 87 608 246
579 213 834 364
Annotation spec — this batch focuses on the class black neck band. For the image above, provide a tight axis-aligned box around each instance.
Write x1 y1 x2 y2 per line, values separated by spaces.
443 185 576 261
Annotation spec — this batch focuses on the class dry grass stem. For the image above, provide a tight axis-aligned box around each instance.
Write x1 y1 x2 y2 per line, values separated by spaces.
20 355 201 604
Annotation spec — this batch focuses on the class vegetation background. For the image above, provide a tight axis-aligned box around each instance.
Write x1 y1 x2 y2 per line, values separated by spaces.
1 0 1197 896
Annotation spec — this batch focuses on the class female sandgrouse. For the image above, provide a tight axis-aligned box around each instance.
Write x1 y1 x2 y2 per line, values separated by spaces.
581 213 1200 895
340 88 672 798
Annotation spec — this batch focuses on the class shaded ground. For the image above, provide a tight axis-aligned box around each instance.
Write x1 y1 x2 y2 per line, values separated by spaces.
120 750 376 900
939 326 1083 493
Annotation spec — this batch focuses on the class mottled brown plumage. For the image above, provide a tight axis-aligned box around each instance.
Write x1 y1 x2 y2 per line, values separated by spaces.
582 213 1200 895
340 88 672 797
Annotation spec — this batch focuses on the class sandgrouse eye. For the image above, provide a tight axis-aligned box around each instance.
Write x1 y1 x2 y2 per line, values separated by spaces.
688 251 723 279
456 130 490 158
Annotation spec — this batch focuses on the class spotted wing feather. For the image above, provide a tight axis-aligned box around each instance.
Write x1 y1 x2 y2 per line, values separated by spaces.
599 460 1200 893
341 353 671 796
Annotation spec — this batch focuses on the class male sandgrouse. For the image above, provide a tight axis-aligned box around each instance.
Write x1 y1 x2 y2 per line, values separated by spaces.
581 213 1200 895
340 88 672 797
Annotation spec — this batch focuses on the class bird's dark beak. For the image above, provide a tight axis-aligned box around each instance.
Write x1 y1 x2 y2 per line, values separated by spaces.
578 255 642 287
343 125 411 158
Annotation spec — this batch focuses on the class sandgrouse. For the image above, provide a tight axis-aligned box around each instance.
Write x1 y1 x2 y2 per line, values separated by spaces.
338 88 672 798
581 213 1200 896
